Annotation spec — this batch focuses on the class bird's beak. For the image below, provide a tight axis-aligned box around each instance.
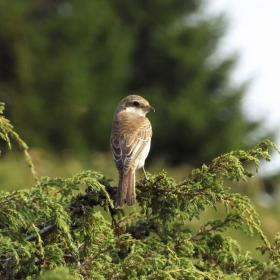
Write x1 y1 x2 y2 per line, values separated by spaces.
146 105 155 113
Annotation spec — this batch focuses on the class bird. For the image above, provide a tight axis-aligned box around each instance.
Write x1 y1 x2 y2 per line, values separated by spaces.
110 95 155 208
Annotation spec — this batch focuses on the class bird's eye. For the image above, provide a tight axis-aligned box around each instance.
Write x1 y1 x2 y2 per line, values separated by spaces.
133 101 140 106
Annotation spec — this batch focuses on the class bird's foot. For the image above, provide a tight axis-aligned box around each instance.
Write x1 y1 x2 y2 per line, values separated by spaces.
142 176 150 184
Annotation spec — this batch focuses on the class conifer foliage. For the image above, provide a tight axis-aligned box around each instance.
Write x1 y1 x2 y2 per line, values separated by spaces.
1 102 280 279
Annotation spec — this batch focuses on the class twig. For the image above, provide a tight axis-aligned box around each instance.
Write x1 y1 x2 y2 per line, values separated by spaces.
26 224 55 241
78 246 113 273
7 126 39 182
71 252 81 267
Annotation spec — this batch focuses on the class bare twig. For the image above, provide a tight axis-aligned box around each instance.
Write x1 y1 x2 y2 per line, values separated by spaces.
78 246 113 273
26 224 55 241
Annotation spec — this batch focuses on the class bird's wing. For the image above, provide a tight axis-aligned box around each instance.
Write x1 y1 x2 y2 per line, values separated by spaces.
110 114 152 174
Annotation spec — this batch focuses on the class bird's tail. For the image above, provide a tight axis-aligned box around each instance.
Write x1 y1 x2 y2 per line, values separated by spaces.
115 169 135 208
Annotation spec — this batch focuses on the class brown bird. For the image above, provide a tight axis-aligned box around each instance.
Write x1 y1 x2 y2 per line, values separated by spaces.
110 95 155 207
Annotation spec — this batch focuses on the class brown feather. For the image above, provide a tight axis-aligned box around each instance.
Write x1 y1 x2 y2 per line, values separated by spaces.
125 169 135 206
115 169 136 208
110 112 152 174
111 95 154 207
115 173 125 208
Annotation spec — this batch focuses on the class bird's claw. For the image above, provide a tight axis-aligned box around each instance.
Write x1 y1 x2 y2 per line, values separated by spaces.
143 177 150 184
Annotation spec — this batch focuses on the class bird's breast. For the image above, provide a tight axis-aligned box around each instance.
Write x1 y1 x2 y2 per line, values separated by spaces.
136 138 151 169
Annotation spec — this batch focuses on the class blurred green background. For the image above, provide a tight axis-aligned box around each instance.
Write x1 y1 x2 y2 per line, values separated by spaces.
0 0 279 261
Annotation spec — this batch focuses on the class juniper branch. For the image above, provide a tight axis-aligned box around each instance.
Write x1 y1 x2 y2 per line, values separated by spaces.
78 246 114 273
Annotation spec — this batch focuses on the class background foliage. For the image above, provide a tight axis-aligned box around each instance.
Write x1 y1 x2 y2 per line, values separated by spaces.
0 103 280 279
0 0 270 166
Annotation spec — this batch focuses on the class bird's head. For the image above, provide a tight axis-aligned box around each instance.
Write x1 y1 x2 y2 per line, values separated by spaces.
118 95 155 117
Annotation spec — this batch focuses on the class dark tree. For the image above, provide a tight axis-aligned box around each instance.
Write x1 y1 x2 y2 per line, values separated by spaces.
0 0 268 165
